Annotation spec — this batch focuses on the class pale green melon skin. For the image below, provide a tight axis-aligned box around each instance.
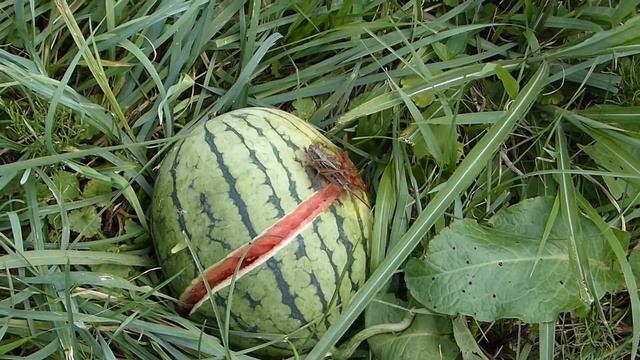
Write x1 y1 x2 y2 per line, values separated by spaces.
151 107 371 357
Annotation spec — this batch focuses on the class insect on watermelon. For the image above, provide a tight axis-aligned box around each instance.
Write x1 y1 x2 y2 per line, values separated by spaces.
305 142 367 205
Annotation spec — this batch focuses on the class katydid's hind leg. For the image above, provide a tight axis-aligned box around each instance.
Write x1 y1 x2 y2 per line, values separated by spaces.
347 188 370 209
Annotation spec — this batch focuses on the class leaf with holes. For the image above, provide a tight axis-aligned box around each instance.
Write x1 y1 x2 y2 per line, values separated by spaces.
406 197 626 323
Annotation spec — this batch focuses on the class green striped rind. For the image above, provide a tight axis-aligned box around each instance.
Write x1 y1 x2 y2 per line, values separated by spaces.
151 107 371 356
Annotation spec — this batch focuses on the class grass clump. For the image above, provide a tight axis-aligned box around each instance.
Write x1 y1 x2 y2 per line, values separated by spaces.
1 96 97 156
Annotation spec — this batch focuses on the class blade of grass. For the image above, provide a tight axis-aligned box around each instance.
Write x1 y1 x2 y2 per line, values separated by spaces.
97 334 118 360
556 123 594 304
306 62 549 359
13 0 45 73
612 0 640 23
577 105 640 124
564 119 640 186
333 62 516 131
309 63 361 127
22 271 160 293
391 78 444 166
577 194 640 359
23 339 59 360
388 144 411 250
452 316 489 360
0 250 153 270
510 14 603 32
530 194 560 276
0 136 184 175
370 162 395 272
24 176 44 252
400 111 507 143
0 307 118 324
64 161 149 232
236 0 261 109
539 321 555 360
0 51 122 140
35 169 70 250
342 23 492 64
547 15 640 59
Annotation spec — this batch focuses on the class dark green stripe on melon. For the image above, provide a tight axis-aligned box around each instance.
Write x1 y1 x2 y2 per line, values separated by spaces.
151 107 371 357
203 126 257 237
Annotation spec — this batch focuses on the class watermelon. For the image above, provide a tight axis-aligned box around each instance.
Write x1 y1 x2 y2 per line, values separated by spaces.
151 107 371 357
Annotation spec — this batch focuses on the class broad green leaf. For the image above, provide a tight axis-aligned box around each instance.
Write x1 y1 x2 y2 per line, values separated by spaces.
446 32 470 58
68 206 102 237
53 170 79 202
432 42 450 61
82 179 113 207
539 91 565 105
405 197 626 323
411 122 463 167
291 98 317 120
400 76 435 107
90 263 136 279
495 65 519 100
64 161 150 231
365 294 459 360
47 213 62 230
123 220 141 237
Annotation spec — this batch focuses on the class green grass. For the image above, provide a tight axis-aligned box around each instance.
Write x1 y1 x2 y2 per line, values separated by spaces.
1 0 640 359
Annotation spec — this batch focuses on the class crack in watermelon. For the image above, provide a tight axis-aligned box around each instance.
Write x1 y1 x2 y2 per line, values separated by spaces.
180 183 344 315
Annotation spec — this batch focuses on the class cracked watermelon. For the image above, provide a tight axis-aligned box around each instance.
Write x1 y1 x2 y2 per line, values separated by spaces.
151 107 371 357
